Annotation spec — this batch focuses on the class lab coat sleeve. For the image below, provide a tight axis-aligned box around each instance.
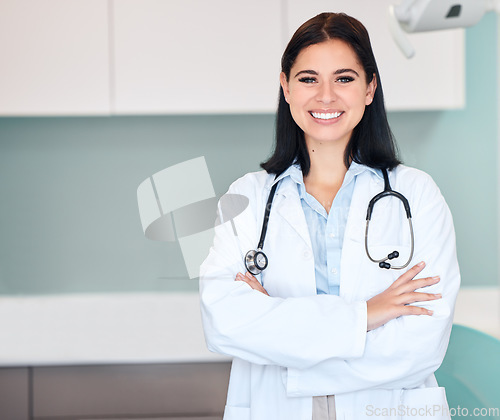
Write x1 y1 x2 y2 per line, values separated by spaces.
200 175 368 369
285 172 461 396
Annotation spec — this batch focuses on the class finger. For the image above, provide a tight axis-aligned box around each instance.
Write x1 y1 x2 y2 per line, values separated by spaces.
245 271 256 280
235 274 256 288
235 272 248 282
236 272 259 286
392 261 426 288
398 276 440 294
400 305 434 317
236 273 268 295
397 291 442 305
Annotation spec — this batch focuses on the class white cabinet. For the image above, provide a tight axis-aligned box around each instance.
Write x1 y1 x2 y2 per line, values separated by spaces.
0 1 464 115
112 0 283 114
285 1 465 110
0 0 110 116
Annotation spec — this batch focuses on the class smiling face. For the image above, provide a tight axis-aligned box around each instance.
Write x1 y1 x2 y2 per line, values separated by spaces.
280 38 377 150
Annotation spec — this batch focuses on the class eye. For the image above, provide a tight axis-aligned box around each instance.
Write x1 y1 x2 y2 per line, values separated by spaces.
298 77 317 84
336 76 355 83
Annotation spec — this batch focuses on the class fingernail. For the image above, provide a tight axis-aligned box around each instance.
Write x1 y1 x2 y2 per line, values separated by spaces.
428 310 434 315
245 272 253 278
435 293 442 298
418 261 425 267
432 276 440 280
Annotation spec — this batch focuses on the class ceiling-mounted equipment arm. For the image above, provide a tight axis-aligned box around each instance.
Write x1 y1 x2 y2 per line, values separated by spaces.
388 0 499 58
388 4 416 58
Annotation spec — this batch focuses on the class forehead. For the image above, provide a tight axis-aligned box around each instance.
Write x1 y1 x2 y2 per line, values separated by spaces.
292 39 363 71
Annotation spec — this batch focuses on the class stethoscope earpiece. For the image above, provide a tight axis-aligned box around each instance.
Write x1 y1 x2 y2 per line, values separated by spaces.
378 251 401 269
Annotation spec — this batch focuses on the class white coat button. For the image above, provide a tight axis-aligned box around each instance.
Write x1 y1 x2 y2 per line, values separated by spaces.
329 233 335 238
331 268 338 275
303 250 312 260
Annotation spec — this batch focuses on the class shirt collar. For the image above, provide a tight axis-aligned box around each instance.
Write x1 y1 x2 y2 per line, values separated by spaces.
346 161 384 182
271 161 383 188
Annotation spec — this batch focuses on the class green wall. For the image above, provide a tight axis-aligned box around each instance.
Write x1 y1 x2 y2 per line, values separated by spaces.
0 114 275 294
0 15 497 295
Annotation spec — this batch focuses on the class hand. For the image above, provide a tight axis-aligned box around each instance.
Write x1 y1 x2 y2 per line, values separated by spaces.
235 272 269 296
366 261 441 331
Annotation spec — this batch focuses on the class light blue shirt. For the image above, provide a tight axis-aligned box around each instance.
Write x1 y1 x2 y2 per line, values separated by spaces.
276 162 381 296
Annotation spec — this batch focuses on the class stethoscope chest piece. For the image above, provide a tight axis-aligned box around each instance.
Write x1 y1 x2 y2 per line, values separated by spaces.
245 249 268 275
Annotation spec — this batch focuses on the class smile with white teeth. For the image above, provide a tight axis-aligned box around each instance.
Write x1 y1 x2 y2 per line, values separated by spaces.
310 111 343 120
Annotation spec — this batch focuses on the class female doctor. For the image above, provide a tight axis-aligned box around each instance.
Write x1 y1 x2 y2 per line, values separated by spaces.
200 12 460 420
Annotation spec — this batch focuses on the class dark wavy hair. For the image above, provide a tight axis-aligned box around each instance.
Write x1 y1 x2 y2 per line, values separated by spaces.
261 12 400 176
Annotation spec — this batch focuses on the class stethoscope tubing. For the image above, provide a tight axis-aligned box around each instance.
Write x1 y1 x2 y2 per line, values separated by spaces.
246 168 414 274
364 217 414 269
256 181 279 251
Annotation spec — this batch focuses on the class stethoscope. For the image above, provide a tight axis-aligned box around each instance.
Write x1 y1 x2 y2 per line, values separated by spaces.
244 169 414 275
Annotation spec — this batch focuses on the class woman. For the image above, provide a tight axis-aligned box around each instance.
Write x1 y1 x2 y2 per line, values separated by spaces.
200 12 460 420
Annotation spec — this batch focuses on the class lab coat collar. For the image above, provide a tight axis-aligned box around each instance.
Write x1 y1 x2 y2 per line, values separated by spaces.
272 175 312 249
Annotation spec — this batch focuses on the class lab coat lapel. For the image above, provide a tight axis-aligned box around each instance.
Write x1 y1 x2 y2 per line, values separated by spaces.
344 169 388 243
341 169 386 300
274 177 312 250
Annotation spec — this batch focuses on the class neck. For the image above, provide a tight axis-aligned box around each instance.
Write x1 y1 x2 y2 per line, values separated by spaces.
304 138 349 187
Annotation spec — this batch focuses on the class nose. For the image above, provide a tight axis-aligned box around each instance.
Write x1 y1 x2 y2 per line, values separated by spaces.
316 82 337 104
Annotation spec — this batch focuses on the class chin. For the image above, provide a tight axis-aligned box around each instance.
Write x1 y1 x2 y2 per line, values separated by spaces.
304 130 351 146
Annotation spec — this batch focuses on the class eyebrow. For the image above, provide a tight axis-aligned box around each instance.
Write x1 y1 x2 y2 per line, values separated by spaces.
294 68 360 78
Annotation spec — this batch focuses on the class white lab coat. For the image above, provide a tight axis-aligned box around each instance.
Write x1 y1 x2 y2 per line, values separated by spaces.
200 164 460 420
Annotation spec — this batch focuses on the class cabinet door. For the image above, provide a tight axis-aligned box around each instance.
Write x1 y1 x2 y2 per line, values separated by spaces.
112 0 282 114
285 1 465 110
0 0 110 116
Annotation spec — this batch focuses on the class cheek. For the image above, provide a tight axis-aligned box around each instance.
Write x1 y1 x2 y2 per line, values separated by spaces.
287 92 309 124
352 105 367 127
289 106 308 132
349 90 370 115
